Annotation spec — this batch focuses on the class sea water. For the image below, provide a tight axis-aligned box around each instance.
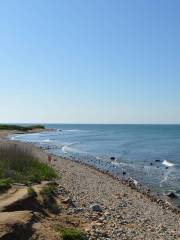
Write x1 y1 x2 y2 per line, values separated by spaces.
10 124 180 205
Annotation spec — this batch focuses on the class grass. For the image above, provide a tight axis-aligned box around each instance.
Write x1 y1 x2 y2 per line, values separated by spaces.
54 224 87 240
0 178 12 193
0 124 45 131
40 183 59 213
0 144 57 186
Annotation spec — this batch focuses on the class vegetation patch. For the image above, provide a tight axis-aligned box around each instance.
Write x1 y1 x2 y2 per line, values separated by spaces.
0 178 12 193
0 124 45 131
54 224 87 240
40 183 59 213
0 144 57 186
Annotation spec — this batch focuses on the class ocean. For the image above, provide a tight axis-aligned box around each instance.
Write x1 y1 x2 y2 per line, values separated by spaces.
10 124 180 206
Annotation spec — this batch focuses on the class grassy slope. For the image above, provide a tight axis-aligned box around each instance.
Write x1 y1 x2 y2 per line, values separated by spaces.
0 144 57 192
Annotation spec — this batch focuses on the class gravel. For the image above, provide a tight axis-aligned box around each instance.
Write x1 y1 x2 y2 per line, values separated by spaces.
52 156 180 240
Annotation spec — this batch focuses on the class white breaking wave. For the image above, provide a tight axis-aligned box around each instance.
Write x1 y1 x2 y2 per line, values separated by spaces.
111 161 121 167
61 146 73 154
162 160 175 167
42 139 52 143
64 129 81 132
61 142 85 154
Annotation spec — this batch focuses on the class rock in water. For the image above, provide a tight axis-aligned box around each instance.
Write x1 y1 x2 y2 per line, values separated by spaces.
166 192 178 199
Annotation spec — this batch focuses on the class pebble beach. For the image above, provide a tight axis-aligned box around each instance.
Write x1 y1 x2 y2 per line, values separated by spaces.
50 154 180 240
0 130 180 239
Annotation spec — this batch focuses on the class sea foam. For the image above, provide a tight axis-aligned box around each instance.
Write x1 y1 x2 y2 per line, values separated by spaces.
162 160 175 167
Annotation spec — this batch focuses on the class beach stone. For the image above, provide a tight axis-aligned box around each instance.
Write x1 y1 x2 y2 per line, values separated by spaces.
90 204 103 212
61 196 77 207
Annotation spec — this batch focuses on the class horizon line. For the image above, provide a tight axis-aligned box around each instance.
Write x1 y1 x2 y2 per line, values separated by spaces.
1 122 180 125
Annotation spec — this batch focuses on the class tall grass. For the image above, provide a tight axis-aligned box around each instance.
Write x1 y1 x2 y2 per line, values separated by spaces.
0 143 57 187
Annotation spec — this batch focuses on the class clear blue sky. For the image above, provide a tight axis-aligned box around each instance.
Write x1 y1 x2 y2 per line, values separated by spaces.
0 0 180 124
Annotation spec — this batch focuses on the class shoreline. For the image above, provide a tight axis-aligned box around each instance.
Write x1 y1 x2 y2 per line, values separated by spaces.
1 129 180 213
1 132 180 239
48 149 180 239
50 153 180 214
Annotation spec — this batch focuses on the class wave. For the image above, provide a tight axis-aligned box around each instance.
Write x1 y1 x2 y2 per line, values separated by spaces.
62 146 73 154
61 142 85 154
162 160 175 167
63 129 81 132
160 173 170 186
111 161 121 167
10 136 16 140
42 139 52 143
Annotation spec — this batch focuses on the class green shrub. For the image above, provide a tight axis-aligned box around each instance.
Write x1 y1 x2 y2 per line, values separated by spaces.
0 178 12 193
54 225 87 240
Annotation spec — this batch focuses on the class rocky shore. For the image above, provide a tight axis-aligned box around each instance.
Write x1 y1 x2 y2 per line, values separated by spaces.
49 155 180 240
0 134 180 239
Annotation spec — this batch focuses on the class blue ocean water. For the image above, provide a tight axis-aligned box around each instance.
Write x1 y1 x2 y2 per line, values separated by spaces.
10 124 180 204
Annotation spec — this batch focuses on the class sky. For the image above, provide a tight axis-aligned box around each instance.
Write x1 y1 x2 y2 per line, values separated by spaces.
0 0 180 124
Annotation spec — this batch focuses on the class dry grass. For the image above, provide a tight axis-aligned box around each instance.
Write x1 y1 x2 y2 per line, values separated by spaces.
0 143 57 189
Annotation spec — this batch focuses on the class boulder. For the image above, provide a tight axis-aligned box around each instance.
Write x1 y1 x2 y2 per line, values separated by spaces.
90 204 103 212
166 192 178 199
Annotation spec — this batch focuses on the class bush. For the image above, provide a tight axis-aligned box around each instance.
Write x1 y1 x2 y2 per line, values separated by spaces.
54 225 87 240
0 178 12 193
